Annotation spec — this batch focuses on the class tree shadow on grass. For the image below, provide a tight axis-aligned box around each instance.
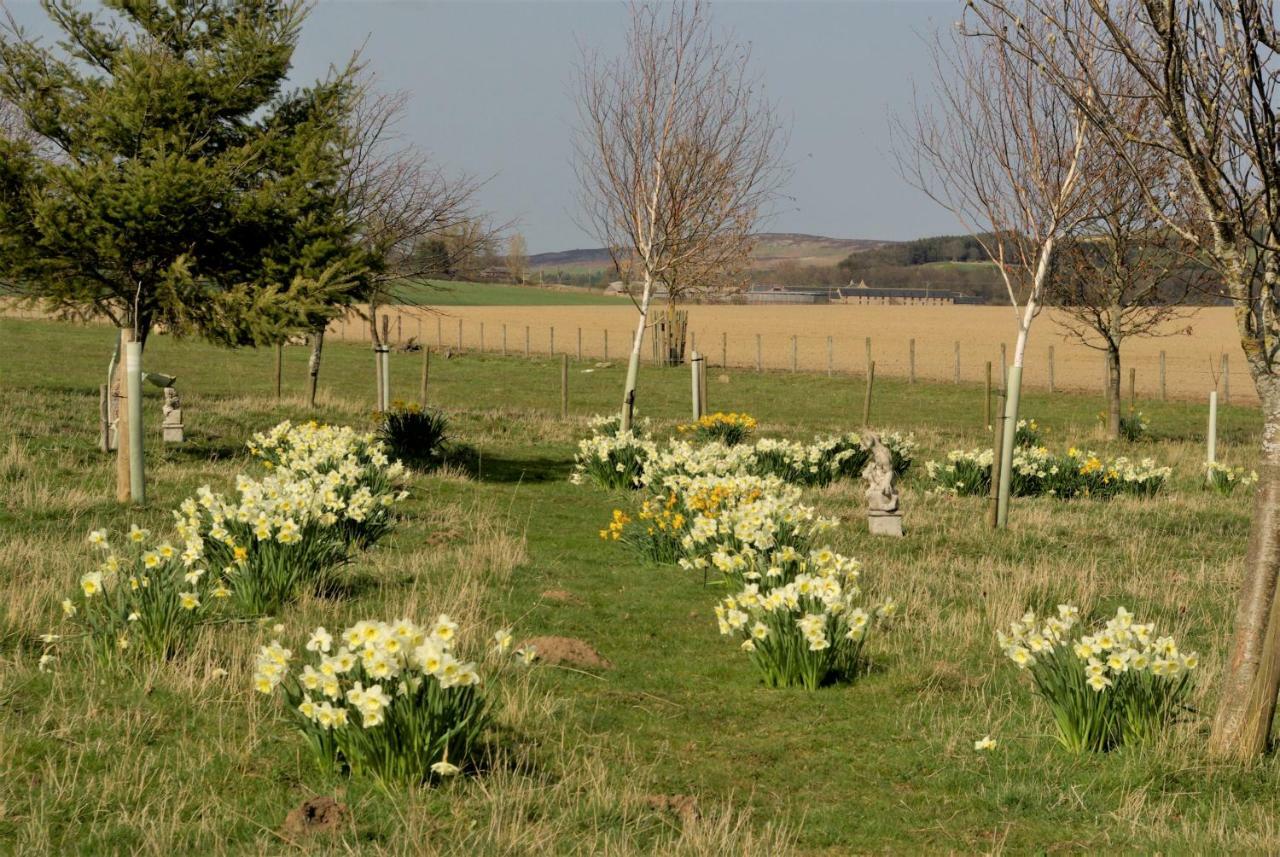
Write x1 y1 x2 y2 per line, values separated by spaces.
467 452 573 484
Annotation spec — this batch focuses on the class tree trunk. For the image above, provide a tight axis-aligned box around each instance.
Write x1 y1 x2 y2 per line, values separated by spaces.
620 274 654 432
307 328 325 408
1210 380 1280 760
114 328 131 503
1107 346 1122 440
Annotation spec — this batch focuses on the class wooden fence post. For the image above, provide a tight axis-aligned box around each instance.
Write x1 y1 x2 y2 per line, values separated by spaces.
480 322 485 353
577 327 582 361
397 314 402 343
604 329 609 361
988 391 1006 529
437 317 443 349
721 331 727 369
560 354 569 419
985 361 992 428
909 338 916 384
1159 351 1167 401
274 343 283 402
1128 367 1137 416
756 334 763 372
1221 353 1230 404
827 336 834 377
420 347 430 407
525 326 531 358
791 336 797 373
954 341 961 384
502 324 508 357
865 336 872 375
1048 345 1055 393
457 318 463 351
862 361 876 427
550 326 555 356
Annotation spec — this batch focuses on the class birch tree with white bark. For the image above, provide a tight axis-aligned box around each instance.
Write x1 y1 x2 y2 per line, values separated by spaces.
895 7 1098 525
574 0 784 431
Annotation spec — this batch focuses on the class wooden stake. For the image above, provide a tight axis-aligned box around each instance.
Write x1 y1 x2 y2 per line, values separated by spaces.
721 331 727 369
864 336 872 375
954 341 960 384
550 326 555 356
791 336 797 373
480 322 485 353
1221 353 1230 404
827 336 833 377
502 324 508 356
577 327 582 361
999 343 1007 393
1048 345 1055 393
274 342 283 402
1159 350 1167 401
1128 367 1137 416
420 347 430 407
988 391 1006 529
862 360 876 427
525 326 531 358
756 334 762 372
985 361 992 428
604 329 609 361
909 338 916 384
560 354 569 419
456 318 463 351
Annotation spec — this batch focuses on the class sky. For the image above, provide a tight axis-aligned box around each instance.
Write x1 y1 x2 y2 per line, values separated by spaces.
5 1 963 253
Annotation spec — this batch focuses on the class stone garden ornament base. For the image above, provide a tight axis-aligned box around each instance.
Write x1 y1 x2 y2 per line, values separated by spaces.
861 431 904 538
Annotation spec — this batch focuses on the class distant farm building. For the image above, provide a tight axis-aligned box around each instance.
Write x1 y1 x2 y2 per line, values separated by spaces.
745 285 831 304
607 280 671 301
836 280 983 305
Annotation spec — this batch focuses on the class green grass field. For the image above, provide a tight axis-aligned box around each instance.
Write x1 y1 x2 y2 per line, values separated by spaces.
1 316 1276 854
392 279 626 307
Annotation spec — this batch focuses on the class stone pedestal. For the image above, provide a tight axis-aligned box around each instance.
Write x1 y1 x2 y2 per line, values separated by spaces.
161 386 185 443
868 511 904 537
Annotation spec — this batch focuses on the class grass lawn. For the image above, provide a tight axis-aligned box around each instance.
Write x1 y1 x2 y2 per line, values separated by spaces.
1 316 1277 854
392 279 626 307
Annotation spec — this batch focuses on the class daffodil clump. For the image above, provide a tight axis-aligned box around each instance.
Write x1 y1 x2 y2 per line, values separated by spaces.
570 428 657 490
1205 461 1259 496
1099 410 1151 442
247 420 409 548
676 411 758 446
999 605 1198 752
1014 418 1044 447
376 401 451 472
255 616 498 784
927 446 1170 499
715 549 894 690
54 526 229 661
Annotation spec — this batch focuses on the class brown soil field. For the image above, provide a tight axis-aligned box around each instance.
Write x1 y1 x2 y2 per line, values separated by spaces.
327 304 1247 404
3 300 1246 403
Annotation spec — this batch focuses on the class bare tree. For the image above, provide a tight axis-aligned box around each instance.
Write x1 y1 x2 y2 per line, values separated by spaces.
894 8 1096 525
574 0 784 431
1049 113 1201 439
967 0 1280 761
308 73 493 407
506 233 528 284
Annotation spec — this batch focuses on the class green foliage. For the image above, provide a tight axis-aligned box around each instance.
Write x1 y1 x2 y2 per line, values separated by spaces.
378 402 451 472
0 0 369 345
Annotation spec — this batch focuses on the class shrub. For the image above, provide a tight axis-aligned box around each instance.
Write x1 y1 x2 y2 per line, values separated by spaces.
377 402 450 471
998 605 1197 752
56 526 228 660
677 412 758 446
715 551 893 690
254 617 493 784
1205 461 1259 496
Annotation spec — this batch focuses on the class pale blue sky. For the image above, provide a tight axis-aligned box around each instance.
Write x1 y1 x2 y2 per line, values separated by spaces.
6 1 961 252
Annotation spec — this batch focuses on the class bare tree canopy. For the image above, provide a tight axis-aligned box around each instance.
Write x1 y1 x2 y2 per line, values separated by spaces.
574 0 785 430
963 0 1280 761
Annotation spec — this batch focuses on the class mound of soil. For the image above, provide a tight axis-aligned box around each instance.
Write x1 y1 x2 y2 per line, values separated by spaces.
281 796 350 838
644 794 700 823
519 635 612 670
540 589 579 604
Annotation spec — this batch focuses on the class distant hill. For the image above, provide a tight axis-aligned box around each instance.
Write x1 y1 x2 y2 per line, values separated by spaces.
528 233 894 274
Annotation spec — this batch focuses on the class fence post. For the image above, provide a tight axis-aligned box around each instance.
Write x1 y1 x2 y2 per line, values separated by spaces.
827 336 834 377
909 338 916 384
420 346 430 407
756 334 763 372
985 361 992 429
525 326 531 359
791 336 797 373
274 343 283 402
865 336 872 375
954 341 961 384
457 318 463 351
1207 390 1218 475
560 354 569 419
862 360 876 427
1159 351 1167 401
604 329 609 361
550 326 555 356
480 322 485 353
502 324 508 357
1048 345 1055 393
1128 367 1137 416
577 327 582 361
397 314 402 344
691 350 704 420
437 317 443 349
721 331 727 369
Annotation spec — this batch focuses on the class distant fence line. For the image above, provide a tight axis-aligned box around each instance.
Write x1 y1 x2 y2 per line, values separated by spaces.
0 301 1246 405
324 305 1243 406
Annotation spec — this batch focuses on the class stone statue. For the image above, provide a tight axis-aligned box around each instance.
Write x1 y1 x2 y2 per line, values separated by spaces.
161 385 185 443
861 432 903 537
